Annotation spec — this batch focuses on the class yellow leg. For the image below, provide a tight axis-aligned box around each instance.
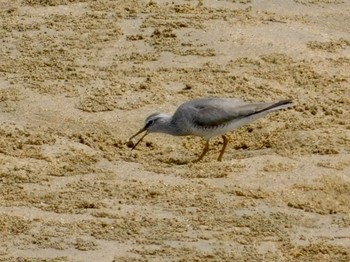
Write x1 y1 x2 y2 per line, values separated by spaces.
217 135 228 161
194 140 210 163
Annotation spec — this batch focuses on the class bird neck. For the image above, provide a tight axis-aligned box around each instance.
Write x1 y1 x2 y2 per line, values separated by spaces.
157 116 180 136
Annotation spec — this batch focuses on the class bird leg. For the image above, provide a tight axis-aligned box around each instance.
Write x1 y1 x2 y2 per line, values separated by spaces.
193 140 210 163
217 135 228 161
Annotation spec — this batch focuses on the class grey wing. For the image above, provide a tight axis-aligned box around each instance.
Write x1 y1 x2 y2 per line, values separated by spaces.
172 98 291 130
185 99 271 127
191 105 262 127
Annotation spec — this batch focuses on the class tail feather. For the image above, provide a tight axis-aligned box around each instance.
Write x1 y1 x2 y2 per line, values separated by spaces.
269 99 293 110
248 99 293 117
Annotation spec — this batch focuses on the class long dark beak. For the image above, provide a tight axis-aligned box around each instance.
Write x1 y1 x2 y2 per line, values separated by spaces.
129 127 148 150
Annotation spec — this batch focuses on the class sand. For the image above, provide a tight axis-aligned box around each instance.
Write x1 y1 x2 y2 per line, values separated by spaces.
0 0 350 261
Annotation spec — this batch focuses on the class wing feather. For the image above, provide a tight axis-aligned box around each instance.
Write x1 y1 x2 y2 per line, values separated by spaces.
172 98 292 130
189 99 292 128
192 104 265 127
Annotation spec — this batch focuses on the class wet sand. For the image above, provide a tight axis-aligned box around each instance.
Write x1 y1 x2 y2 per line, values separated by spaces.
0 0 350 261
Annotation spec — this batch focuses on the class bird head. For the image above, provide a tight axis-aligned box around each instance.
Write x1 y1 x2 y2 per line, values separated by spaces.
128 113 169 150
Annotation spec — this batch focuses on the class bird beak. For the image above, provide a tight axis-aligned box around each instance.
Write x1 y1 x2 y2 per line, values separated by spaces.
129 127 148 150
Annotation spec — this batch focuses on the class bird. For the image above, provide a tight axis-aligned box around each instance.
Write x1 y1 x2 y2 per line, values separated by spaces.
129 97 293 162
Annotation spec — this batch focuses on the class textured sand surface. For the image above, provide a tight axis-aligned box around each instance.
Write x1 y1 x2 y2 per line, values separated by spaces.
0 0 350 261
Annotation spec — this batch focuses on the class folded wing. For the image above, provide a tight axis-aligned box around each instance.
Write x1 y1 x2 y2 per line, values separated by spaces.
189 99 292 128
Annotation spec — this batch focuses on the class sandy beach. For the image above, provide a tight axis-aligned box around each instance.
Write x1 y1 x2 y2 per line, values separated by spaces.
0 0 350 261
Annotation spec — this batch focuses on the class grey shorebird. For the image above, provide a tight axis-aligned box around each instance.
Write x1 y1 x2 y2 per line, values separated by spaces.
129 98 293 162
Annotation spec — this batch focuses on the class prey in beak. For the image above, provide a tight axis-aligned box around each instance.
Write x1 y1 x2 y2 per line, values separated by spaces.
128 127 148 150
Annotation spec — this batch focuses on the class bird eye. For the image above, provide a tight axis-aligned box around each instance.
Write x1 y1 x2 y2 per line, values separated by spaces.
145 119 154 128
